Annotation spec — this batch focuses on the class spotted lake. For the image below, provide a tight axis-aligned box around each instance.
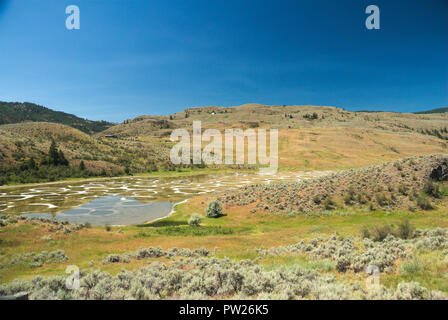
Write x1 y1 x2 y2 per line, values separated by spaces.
0 171 330 226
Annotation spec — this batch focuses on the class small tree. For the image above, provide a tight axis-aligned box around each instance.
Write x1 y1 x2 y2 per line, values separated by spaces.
188 213 204 227
27 157 37 170
79 160 86 171
423 181 442 198
58 150 69 166
48 140 59 166
47 140 68 166
206 201 223 218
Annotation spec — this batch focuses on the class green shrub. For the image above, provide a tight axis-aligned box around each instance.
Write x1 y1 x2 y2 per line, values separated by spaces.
323 197 336 210
417 195 433 210
361 220 415 241
188 214 204 227
396 220 415 239
357 193 368 205
400 258 422 275
206 201 223 218
344 188 356 205
361 226 371 239
423 181 442 198
375 193 390 206
398 184 408 196
371 224 395 242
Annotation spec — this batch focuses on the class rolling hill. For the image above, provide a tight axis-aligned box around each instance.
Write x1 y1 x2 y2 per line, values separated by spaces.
1 102 447 184
415 107 448 114
102 104 448 170
0 101 114 134
0 122 170 174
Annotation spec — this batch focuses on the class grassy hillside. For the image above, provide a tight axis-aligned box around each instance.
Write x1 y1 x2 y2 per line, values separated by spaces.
166 104 448 132
415 107 448 114
0 102 114 134
98 115 176 138
219 154 448 214
0 122 170 182
106 104 448 138
103 104 448 171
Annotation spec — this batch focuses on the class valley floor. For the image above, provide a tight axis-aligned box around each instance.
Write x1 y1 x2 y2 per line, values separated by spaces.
1 172 448 298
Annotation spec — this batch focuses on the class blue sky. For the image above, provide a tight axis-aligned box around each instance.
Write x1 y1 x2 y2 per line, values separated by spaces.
0 0 447 122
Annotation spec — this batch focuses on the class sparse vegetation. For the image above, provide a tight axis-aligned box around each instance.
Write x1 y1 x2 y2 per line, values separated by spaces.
361 220 415 241
1 251 445 300
220 155 448 214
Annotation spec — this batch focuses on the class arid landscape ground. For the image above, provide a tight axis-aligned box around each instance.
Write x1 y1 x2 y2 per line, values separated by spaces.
1 102 448 299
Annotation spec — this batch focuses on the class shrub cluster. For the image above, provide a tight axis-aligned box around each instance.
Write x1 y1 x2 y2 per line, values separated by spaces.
2 250 68 268
206 201 223 218
414 228 448 250
219 155 448 214
0 215 88 234
188 213 204 227
257 234 410 273
102 246 210 264
361 220 415 241
0 256 444 300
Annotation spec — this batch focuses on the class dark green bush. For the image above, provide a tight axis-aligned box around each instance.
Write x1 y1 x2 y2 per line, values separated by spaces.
423 181 442 198
206 201 223 218
323 197 336 210
396 220 415 239
417 195 433 210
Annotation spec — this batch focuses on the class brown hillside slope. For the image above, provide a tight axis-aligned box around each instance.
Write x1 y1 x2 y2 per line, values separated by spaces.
0 122 169 172
219 154 448 213
101 104 448 170
277 127 447 170
168 104 448 132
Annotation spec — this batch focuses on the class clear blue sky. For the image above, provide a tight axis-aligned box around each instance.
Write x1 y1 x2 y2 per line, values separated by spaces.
0 0 447 122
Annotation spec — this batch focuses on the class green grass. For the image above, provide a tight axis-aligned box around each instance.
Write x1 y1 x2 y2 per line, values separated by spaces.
135 226 239 237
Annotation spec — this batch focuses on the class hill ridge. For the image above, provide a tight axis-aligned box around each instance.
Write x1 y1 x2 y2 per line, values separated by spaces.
0 101 114 134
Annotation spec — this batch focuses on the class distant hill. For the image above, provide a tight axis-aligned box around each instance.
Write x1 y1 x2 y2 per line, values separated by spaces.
101 104 448 171
0 122 170 172
98 115 176 138
415 107 448 114
0 101 114 134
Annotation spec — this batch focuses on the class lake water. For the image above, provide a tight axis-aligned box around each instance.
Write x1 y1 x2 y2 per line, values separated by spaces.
22 195 175 226
0 171 330 225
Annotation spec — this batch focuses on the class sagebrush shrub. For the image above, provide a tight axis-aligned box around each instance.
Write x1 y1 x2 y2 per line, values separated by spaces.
206 201 223 218
417 195 433 210
1 254 443 300
188 213 204 227
396 220 415 239
423 181 442 198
